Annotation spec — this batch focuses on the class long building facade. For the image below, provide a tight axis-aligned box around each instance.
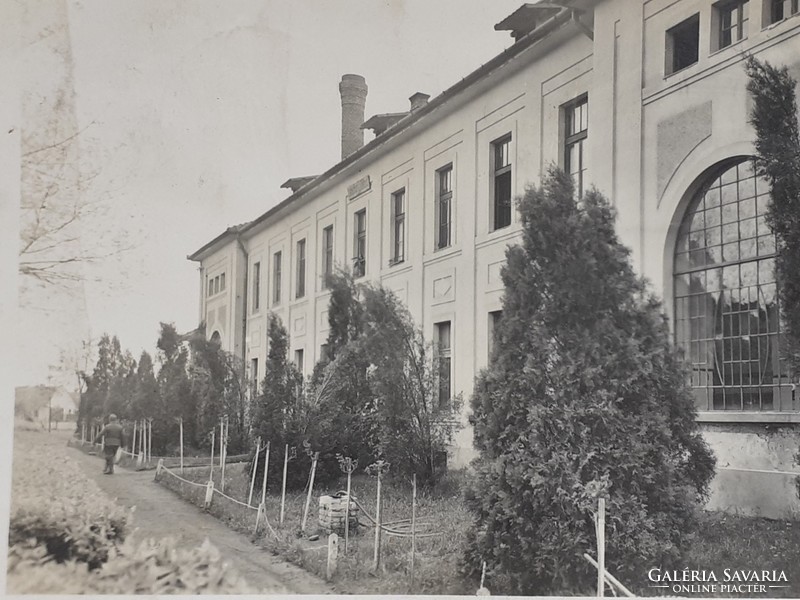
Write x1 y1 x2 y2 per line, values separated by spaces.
189 0 800 518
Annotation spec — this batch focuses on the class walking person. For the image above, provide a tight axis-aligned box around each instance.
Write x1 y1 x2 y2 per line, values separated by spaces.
98 414 124 474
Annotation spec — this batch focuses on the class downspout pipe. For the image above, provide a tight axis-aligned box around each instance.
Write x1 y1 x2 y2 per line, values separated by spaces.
236 236 249 384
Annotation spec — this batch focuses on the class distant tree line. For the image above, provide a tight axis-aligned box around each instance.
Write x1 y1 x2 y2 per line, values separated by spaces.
77 323 249 455
77 275 460 485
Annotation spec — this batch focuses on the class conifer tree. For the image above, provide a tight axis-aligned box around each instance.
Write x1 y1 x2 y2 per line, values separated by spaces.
132 351 159 421
745 56 800 374
464 168 715 594
156 322 193 451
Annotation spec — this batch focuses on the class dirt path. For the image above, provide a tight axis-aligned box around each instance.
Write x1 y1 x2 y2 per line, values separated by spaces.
66 438 332 594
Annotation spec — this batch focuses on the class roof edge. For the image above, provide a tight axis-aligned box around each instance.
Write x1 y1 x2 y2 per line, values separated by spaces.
192 7 577 253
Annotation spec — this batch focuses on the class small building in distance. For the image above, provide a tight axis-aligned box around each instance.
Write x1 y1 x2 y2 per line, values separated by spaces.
15 385 78 429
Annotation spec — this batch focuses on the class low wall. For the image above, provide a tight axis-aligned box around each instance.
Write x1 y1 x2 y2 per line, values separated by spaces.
701 423 800 519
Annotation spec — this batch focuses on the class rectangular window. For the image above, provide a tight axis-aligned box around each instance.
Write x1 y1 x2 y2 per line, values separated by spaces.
295 348 304 372
320 343 330 363
665 14 700 75
353 209 367 278
769 0 799 23
220 272 225 292
436 165 453 250
322 225 334 288
716 0 749 48
489 310 503 357
252 262 261 312
492 136 512 230
435 321 452 405
250 358 259 393
564 96 589 199
296 239 306 299
213 276 220 295
391 188 406 264
273 251 282 305
207 278 213 297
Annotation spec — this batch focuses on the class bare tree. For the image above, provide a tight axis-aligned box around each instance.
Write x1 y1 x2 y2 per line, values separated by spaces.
18 0 131 292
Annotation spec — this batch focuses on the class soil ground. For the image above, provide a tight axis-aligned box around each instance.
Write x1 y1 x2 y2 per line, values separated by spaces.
28 430 332 594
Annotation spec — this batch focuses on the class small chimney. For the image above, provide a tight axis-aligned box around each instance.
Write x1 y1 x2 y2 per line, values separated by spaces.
339 74 368 159
409 92 430 112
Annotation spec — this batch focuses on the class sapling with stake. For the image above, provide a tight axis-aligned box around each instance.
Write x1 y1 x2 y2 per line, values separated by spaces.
366 459 390 571
337 454 358 554
301 441 319 535
248 437 261 507
280 445 296 525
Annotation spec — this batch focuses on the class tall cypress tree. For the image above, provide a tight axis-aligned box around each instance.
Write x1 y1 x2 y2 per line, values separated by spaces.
745 56 800 374
464 168 715 594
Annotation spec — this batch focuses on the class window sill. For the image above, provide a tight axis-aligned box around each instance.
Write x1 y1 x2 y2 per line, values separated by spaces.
696 411 800 424
664 61 699 81
424 245 462 266
708 37 748 59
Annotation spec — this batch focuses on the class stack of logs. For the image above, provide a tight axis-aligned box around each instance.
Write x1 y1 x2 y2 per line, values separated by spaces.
319 492 359 534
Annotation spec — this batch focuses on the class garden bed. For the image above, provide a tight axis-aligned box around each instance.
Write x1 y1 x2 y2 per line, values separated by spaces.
156 461 800 596
156 462 474 594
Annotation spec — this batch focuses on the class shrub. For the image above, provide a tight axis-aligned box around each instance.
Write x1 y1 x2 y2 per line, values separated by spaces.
7 537 254 594
745 56 800 375
9 439 128 569
464 168 715 594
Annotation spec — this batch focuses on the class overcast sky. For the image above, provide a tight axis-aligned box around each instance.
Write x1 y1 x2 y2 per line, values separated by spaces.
12 0 525 388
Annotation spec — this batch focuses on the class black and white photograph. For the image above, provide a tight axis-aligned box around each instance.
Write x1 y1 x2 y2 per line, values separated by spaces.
3 0 800 595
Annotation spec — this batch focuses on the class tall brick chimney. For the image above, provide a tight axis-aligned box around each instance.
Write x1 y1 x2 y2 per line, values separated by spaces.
339 74 368 159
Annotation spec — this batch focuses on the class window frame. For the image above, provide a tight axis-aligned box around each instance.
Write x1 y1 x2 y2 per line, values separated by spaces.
296 239 306 299
272 251 282 305
390 188 406 265
492 135 513 231
252 261 261 312
767 0 800 24
673 158 791 413
715 0 749 49
322 225 334 289
250 357 259 394
563 95 589 199
665 13 700 75
353 209 367 278
435 165 453 250
435 320 452 406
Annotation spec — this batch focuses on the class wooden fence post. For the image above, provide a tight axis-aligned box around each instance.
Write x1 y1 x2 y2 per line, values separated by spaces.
220 417 228 492
597 497 606 598
260 441 270 504
410 473 417 588
218 417 224 468
209 428 215 482
147 418 152 465
253 502 264 536
326 533 339 581
301 452 319 534
179 417 184 474
280 444 289 525
373 468 382 571
248 437 261 507
155 458 164 481
344 466 352 554
204 479 214 509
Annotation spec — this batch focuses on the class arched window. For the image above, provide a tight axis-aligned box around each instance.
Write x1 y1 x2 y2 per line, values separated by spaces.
210 330 221 346
674 158 792 411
